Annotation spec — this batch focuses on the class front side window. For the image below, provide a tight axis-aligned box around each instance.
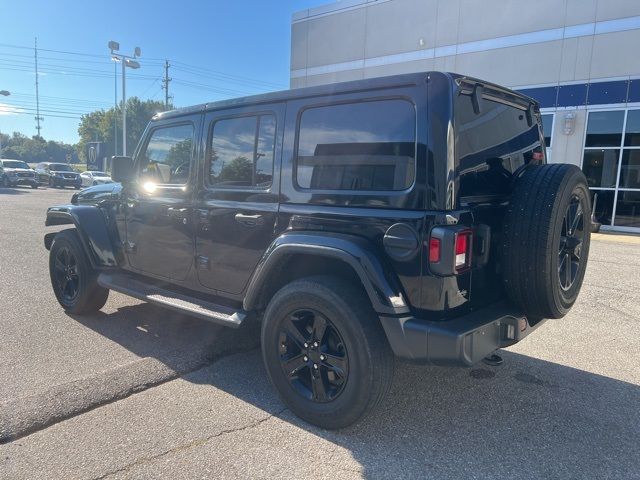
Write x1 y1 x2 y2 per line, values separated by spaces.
139 124 194 185
209 114 276 188
296 100 416 191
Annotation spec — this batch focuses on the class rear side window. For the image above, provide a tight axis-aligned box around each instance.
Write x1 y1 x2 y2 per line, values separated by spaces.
209 114 276 188
296 100 416 191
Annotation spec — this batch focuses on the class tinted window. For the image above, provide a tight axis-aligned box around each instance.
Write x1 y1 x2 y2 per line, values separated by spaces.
585 111 624 147
209 114 276 188
139 124 194 185
624 109 640 147
49 163 71 171
456 95 543 199
582 149 620 188
541 114 553 147
296 100 415 191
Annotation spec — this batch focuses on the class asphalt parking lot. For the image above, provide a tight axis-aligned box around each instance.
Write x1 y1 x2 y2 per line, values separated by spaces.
1 186 639 479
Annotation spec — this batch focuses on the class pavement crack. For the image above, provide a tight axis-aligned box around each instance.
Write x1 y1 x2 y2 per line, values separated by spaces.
90 407 288 480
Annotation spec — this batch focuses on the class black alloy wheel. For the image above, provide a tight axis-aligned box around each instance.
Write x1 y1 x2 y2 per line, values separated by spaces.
558 194 585 291
278 308 349 403
49 229 109 313
261 275 394 429
52 246 80 303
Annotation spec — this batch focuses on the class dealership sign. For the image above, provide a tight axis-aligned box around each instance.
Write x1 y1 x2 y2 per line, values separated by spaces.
86 142 105 171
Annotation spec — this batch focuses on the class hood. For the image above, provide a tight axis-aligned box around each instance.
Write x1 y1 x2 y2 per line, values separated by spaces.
73 182 121 204
5 168 35 173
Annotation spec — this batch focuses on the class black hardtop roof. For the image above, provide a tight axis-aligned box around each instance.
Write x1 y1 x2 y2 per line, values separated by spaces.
152 71 537 121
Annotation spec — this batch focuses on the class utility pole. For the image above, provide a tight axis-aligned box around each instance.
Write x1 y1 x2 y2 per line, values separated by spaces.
34 37 43 137
162 60 172 110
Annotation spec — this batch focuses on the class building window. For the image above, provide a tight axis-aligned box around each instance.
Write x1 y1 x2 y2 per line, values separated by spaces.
541 113 554 161
295 100 416 191
208 114 276 188
582 109 640 230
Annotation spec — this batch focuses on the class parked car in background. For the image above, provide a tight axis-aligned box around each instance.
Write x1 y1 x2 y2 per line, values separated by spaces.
35 162 81 189
80 171 113 187
0 159 39 188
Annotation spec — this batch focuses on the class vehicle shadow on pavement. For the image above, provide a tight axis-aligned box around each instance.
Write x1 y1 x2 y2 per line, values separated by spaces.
0 187 29 195
69 301 261 371
191 349 639 479
72 305 639 478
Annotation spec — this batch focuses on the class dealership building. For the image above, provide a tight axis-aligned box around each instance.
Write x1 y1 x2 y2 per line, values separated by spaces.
291 0 640 231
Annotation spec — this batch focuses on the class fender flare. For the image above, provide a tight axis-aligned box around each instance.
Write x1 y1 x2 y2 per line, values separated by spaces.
243 232 409 315
45 205 119 268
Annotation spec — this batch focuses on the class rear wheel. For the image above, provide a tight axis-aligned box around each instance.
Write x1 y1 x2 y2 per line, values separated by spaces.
31 183 38 189
261 275 394 429
502 164 591 319
2 176 9 187
49 229 109 314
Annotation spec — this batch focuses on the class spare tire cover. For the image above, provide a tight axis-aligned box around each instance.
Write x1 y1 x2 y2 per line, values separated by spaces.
501 164 591 319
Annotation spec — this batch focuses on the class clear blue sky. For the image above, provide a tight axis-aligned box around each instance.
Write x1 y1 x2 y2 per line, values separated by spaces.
0 0 327 144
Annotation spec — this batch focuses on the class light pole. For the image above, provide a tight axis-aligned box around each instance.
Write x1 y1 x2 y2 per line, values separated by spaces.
108 41 141 156
0 90 9 159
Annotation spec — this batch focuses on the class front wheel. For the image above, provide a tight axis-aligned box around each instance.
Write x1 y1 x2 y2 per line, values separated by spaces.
49 229 109 314
261 275 394 429
1 176 9 188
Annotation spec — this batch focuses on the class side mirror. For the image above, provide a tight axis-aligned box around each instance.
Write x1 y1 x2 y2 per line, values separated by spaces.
111 156 134 183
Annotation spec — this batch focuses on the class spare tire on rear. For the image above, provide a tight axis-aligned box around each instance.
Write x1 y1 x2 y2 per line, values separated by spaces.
502 164 591 319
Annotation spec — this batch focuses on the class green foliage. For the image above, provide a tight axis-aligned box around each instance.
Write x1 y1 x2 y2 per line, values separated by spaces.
76 97 169 160
0 131 76 163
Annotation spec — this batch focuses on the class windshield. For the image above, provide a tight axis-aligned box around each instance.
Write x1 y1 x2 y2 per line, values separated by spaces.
90 171 109 177
3 160 30 169
49 164 72 171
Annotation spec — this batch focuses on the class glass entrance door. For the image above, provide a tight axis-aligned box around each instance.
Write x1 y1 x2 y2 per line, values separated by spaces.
582 109 640 231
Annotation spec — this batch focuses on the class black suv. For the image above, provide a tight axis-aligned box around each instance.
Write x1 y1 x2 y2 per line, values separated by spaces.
36 162 82 189
44 72 592 428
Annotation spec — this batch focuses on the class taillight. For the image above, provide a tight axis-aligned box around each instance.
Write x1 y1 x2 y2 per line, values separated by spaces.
428 226 473 275
429 238 441 263
454 230 472 272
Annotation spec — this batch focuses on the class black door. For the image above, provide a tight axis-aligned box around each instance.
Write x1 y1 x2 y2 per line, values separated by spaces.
124 118 200 281
194 104 284 294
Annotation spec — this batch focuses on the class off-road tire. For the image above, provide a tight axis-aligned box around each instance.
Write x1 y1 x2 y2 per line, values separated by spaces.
49 229 109 314
261 275 394 429
502 164 591 319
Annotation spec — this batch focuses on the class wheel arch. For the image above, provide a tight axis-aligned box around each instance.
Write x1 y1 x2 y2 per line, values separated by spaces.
45 205 119 268
243 232 409 315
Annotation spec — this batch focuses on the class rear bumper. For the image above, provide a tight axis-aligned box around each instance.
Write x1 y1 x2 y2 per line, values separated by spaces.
379 302 545 366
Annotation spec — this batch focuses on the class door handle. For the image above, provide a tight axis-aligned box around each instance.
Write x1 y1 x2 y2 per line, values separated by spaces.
235 213 264 227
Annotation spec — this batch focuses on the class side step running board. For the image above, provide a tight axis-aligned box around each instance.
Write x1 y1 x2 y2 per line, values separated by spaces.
97 272 246 328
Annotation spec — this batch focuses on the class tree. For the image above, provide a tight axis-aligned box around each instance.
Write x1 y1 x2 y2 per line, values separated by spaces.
77 97 169 160
0 131 76 163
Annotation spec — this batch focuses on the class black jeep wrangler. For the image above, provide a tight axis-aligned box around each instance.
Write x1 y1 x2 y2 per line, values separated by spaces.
45 72 591 429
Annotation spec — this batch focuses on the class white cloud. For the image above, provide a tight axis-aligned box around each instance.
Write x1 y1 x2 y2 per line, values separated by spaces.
0 103 24 116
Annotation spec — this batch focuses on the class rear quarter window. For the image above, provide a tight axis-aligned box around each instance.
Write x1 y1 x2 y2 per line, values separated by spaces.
295 99 416 192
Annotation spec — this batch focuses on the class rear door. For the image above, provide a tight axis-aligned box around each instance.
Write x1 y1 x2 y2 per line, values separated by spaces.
123 117 200 280
194 104 284 294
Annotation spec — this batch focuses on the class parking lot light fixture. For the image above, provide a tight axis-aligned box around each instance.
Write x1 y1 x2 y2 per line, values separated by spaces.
108 41 142 156
0 90 10 96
